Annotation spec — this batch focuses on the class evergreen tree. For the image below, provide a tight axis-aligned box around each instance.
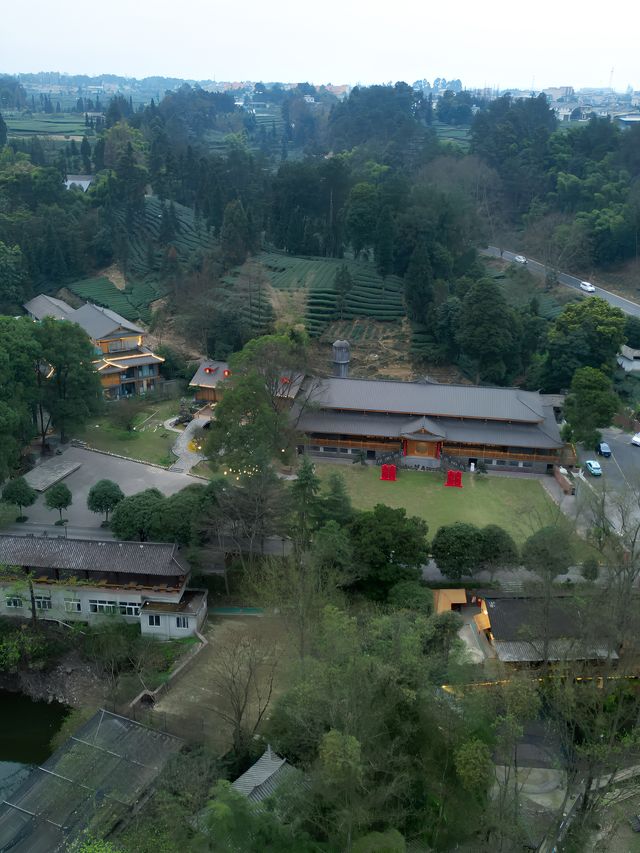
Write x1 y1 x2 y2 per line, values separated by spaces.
220 199 250 268
460 278 516 384
87 479 125 523
564 367 619 447
80 136 91 173
404 243 434 323
0 112 6 148
334 264 354 320
2 477 37 521
45 482 72 523
374 206 394 280
291 456 321 548
35 318 103 442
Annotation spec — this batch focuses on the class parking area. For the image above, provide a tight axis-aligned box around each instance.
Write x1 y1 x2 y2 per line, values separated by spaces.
8 446 197 531
577 427 640 492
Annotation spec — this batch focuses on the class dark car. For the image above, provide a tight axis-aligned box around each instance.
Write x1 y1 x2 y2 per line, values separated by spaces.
596 442 611 457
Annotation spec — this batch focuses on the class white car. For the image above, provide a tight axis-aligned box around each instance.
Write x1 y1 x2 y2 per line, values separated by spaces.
580 281 596 293
514 255 527 265
632 433 640 447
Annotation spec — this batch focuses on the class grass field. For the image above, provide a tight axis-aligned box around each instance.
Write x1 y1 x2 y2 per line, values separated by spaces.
73 400 179 465
317 463 583 548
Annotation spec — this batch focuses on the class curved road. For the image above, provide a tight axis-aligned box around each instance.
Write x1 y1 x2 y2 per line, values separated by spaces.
481 246 640 318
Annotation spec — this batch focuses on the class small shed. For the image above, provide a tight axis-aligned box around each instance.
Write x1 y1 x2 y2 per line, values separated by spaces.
432 588 467 614
232 746 294 803
189 360 231 403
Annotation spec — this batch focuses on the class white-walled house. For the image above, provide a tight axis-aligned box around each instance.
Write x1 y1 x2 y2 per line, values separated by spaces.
0 536 207 639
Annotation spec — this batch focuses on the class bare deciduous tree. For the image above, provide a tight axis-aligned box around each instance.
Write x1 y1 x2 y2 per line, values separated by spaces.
208 631 280 757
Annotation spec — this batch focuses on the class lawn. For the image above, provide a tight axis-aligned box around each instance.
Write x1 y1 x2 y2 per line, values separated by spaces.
317 463 577 546
72 399 180 465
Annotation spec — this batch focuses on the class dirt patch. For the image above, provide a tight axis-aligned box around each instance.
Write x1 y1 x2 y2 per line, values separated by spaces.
270 284 308 328
314 318 469 383
151 615 291 751
101 263 127 292
585 258 640 302
55 287 85 308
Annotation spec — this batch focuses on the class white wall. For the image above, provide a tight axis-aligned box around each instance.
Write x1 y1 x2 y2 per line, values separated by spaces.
141 611 195 639
0 582 199 638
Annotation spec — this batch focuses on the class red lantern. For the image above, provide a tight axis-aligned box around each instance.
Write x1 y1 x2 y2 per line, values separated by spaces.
223 369 231 378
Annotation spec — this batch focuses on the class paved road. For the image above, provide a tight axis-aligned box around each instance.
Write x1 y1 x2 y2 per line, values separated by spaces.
576 427 640 493
5 446 197 531
3 521 115 540
482 246 640 318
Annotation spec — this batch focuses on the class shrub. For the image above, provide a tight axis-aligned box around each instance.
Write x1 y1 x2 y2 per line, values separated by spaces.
431 522 483 579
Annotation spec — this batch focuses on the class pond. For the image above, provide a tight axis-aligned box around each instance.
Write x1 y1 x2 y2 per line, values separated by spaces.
0 690 68 799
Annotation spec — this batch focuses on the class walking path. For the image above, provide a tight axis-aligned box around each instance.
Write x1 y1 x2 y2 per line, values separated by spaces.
165 417 207 473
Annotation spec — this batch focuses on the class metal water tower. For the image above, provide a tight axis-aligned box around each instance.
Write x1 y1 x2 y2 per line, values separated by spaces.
332 340 350 378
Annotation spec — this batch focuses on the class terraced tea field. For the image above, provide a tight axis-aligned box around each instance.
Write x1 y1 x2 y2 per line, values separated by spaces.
66 276 158 323
111 196 217 280
5 113 91 138
236 252 406 337
433 121 471 152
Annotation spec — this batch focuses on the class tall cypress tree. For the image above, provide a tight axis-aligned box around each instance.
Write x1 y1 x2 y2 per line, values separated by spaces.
374 206 394 280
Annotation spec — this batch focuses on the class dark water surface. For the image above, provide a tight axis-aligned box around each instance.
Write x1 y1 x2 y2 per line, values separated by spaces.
0 689 68 797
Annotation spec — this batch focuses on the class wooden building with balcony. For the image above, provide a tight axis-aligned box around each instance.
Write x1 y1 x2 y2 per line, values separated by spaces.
72 304 165 399
296 377 564 473
23 297 165 399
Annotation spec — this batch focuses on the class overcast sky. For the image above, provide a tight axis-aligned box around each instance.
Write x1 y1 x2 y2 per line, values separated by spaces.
1 0 636 91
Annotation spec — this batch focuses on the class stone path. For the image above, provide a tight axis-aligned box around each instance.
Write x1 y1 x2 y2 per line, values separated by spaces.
166 416 207 473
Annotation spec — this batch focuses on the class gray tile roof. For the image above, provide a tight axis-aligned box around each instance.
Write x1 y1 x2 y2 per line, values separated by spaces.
305 377 547 423
297 408 562 450
493 640 617 663
400 415 447 438
485 595 618 662
232 747 294 802
73 303 144 340
23 294 76 322
189 360 230 388
0 536 186 577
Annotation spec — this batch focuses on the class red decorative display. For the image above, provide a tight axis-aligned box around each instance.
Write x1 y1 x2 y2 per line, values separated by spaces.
380 464 397 482
444 470 463 488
